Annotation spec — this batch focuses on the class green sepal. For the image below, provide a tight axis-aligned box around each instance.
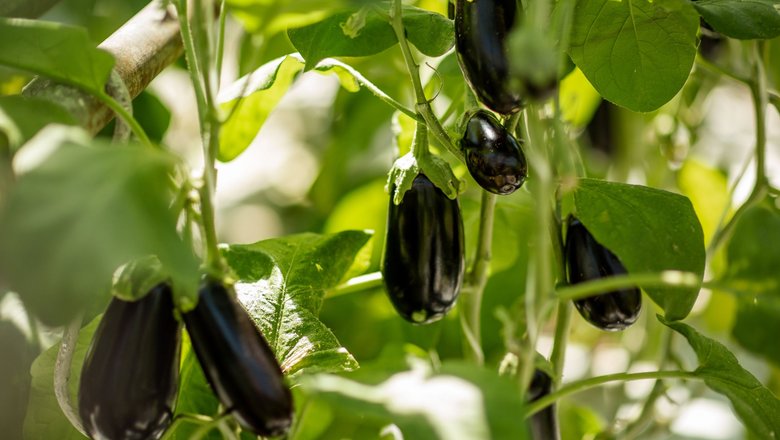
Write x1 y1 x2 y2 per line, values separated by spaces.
386 152 463 204
111 255 169 302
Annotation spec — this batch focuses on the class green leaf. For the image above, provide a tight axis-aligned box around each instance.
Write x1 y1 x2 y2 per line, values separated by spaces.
0 18 114 95
662 318 780 439
0 140 198 325
300 361 529 440
565 178 705 320
23 316 101 440
218 53 390 162
227 0 346 35
721 200 780 366
0 95 76 152
287 5 454 70
222 231 372 376
569 0 699 112
693 0 780 40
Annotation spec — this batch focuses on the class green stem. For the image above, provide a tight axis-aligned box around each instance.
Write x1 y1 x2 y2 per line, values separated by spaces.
328 272 384 297
215 0 227 88
695 55 750 85
54 315 86 436
388 0 464 162
707 42 770 255
524 370 699 418
96 92 153 147
176 0 224 272
556 271 701 302
459 191 497 366
549 302 571 384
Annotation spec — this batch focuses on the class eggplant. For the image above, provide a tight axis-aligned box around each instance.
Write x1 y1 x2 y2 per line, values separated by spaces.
527 369 560 440
382 174 465 324
79 283 181 440
182 279 292 437
455 0 522 114
564 217 642 330
461 110 528 194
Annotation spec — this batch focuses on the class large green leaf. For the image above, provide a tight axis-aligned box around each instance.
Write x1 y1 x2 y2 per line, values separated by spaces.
287 5 454 70
0 95 76 152
569 0 698 112
0 140 198 325
227 0 346 35
721 200 780 366
0 18 114 95
565 178 705 321
693 0 780 40
222 231 372 376
23 317 100 440
300 361 529 440
662 318 780 439
218 53 399 162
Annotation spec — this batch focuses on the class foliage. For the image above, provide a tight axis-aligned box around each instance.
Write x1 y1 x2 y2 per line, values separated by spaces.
1 0 780 439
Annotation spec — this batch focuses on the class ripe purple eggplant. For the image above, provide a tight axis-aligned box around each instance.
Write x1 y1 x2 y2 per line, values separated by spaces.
382 174 465 324
461 110 528 194
565 217 641 330
182 279 292 437
79 283 181 440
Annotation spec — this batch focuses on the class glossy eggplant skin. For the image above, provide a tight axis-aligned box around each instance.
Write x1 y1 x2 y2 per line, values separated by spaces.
461 110 528 194
79 283 180 440
565 217 642 330
527 369 560 440
382 174 465 324
455 0 522 114
182 280 292 437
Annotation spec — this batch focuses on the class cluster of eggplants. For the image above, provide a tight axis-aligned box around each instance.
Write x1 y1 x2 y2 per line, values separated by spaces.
79 283 181 440
382 174 465 324
461 110 528 194
527 369 560 440
78 279 292 439
455 0 522 114
564 217 642 330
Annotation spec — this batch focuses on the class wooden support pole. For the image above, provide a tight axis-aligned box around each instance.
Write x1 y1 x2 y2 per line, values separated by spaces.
22 0 183 135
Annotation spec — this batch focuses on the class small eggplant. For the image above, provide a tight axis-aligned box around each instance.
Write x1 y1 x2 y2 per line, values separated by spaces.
461 110 528 194
79 283 181 440
382 174 465 324
455 0 522 114
565 217 642 330
527 369 560 440
182 279 292 437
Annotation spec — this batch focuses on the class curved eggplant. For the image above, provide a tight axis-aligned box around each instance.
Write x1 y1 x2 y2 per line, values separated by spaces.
182 279 292 437
461 110 528 194
382 174 465 324
455 0 522 114
527 369 560 440
79 283 180 440
565 217 642 330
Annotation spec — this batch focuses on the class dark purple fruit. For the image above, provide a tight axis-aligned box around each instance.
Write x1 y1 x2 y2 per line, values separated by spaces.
455 0 522 114
461 110 528 194
182 279 292 437
382 174 465 324
565 217 642 330
79 283 181 440
527 369 560 440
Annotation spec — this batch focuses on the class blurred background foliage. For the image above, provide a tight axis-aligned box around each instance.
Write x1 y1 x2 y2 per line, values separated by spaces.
2 0 780 439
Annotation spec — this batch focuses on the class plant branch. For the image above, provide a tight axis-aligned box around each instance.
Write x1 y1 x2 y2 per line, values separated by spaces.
96 91 153 147
556 271 702 302
54 314 87 436
524 370 700 418
459 191 497 366
707 41 770 255
328 272 384 297
387 0 464 162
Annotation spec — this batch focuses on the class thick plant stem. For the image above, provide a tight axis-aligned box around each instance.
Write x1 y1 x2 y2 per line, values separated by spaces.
460 191 497 366
54 314 87 436
176 0 224 273
388 0 464 162
707 42 770 255
524 370 699 418
548 212 569 384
